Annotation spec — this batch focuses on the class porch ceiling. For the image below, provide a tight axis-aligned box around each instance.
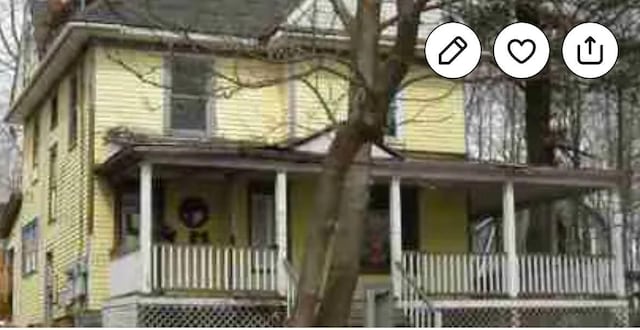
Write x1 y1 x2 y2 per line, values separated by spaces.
96 137 624 217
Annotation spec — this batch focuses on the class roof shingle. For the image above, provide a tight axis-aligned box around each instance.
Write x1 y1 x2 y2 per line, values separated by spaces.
73 0 304 38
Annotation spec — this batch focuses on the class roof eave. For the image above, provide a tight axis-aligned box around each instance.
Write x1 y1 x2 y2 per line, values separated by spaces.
5 21 261 124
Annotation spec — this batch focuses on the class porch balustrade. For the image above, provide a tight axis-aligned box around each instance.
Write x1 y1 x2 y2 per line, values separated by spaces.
401 251 617 297
151 244 278 292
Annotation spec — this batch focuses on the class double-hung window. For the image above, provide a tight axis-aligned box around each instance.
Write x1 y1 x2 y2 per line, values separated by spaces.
386 93 402 138
22 220 38 275
48 145 58 223
68 72 79 149
167 56 212 135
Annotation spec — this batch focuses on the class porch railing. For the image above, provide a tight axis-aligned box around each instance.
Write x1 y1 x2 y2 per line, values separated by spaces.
518 254 615 296
395 261 441 327
401 251 617 297
282 259 298 317
151 244 278 292
402 251 507 296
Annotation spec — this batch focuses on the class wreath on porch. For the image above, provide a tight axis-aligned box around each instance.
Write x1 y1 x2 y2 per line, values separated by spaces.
179 197 209 229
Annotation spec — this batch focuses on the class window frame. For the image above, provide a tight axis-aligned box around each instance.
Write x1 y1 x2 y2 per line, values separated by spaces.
21 220 38 276
50 93 58 130
47 144 58 224
68 71 79 150
386 91 404 138
31 115 40 171
163 54 214 137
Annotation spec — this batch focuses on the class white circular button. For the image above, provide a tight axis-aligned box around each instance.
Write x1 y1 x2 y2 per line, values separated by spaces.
424 22 481 79
494 22 550 79
562 23 618 79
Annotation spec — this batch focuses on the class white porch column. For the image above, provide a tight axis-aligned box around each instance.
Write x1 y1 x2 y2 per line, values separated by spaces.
390 177 402 300
140 162 153 293
502 180 519 298
275 171 288 295
611 195 626 298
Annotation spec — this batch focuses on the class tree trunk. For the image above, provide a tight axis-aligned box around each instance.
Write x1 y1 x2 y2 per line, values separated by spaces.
517 2 555 253
316 145 371 326
290 124 367 326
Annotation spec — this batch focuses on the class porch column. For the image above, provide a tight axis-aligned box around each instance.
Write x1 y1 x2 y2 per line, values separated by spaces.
390 177 402 300
140 162 153 293
275 171 288 295
611 194 626 298
502 180 519 298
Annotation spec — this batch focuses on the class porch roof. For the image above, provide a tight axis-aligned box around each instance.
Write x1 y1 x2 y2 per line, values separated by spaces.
96 134 624 217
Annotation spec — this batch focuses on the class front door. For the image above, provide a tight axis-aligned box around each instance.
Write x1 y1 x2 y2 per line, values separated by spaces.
249 182 276 289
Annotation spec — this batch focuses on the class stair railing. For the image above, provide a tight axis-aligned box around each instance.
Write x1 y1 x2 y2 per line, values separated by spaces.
282 259 299 318
394 261 442 327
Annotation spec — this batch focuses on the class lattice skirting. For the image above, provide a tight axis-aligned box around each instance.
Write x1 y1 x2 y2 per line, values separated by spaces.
437 306 628 327
138 303 286 327
102 296 287 327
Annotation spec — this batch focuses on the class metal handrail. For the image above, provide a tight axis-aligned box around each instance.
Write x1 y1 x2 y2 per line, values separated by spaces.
282 258 299 283
393 261 435 311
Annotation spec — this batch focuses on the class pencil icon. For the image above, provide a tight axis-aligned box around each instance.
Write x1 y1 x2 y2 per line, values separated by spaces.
438 36 468 65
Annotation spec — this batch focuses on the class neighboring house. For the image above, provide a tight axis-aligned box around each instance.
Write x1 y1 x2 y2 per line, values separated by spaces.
0 0 629 327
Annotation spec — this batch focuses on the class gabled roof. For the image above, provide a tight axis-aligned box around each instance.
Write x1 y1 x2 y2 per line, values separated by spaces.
72 0 304 39
282 125 402 160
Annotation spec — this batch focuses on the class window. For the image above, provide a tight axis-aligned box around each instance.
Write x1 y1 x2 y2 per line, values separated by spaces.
31 116 40 170
386 94 402 137
21 220 38 275
117 190 140 254
361 185 390 273
167 56 212 134
250 192 275 248
50 94 58 130
48 145 58 223
68 73 78 149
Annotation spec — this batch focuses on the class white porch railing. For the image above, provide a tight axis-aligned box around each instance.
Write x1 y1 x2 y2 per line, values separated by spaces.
402 251 507 296
518 254 616 296
395 262 442 327
282 259 298 317
151 244 278 292
402 251 617 297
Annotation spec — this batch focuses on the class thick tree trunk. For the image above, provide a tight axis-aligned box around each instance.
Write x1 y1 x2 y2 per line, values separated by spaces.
290 124 367 326
517 2 555 253
316 145 371 326
290 0 422 325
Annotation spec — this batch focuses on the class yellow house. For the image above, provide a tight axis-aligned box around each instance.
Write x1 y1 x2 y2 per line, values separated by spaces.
0 0 628 327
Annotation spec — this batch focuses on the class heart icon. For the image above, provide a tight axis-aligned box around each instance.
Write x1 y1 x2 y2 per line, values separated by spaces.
507 39 536 64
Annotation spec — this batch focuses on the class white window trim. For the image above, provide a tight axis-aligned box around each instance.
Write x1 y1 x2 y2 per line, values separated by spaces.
163 54 215 137
386 90 404 139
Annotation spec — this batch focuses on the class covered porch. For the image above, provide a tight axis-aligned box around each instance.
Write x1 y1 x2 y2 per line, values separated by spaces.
97 134 626 325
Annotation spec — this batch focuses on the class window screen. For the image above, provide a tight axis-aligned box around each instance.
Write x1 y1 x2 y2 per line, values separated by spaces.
169 56 212 132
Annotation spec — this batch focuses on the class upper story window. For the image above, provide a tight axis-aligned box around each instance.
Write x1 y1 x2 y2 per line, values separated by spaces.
68 72 79 149
31 115 40 171
386 94 402 138
50 94 58 130
22 220 38 276
166 56 212 135
48 145 58 224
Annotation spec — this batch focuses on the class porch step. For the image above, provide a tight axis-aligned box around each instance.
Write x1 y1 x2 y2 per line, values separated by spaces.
347 299 407 327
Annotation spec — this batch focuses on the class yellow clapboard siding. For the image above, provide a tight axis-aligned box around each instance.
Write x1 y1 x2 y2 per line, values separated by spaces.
93 46 164 163
215 58 288 143
400 70 465 154
8 51 93 325
419 187 468 252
